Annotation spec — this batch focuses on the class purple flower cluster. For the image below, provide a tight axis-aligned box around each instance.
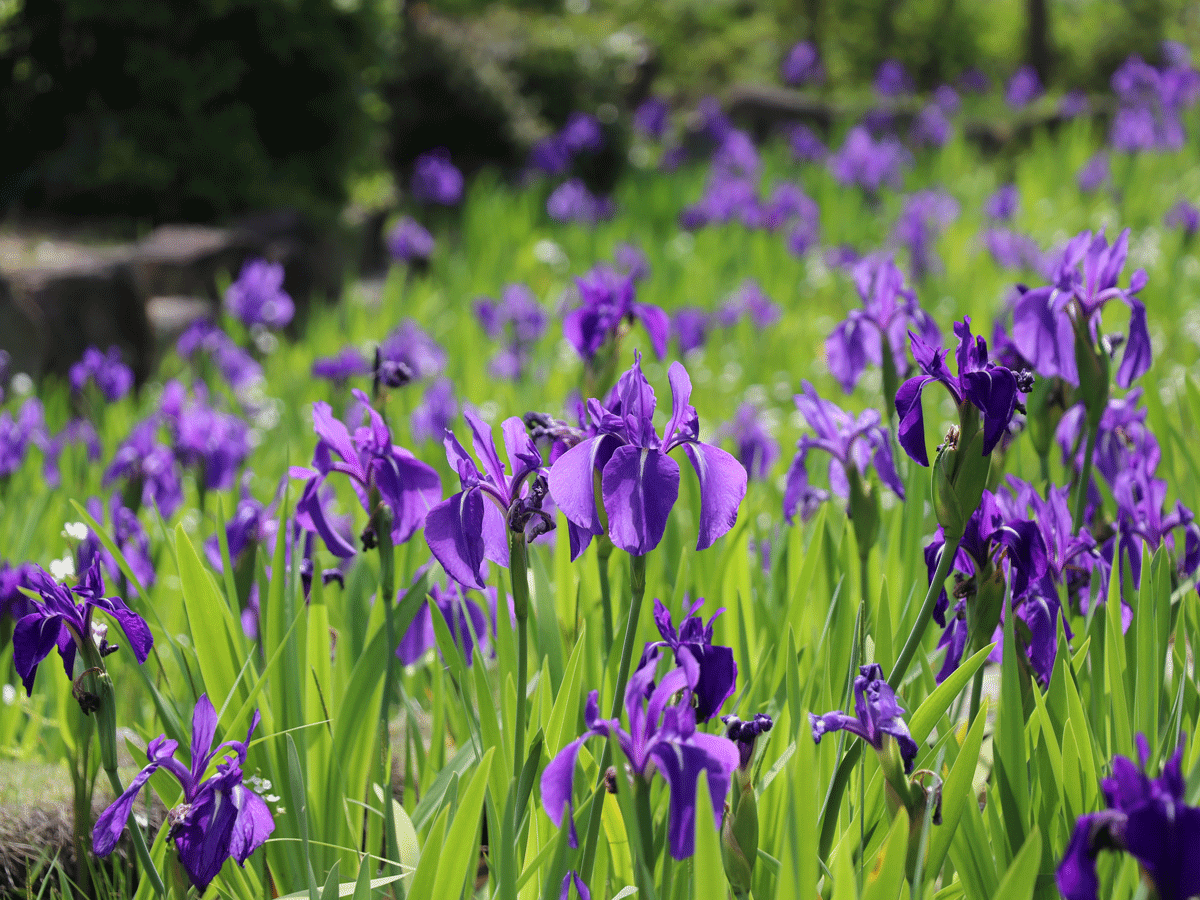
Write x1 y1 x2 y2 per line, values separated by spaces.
411 148 464 205
69 347 133 402
1109 53 1200 152
547 179 615 225
474 283 547 380
829 127 911 194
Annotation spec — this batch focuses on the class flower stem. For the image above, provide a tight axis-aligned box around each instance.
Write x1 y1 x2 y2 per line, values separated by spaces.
509 530 531 783
373 503 403 892
596 538 614 650
888 534 960 692
579 553 648 882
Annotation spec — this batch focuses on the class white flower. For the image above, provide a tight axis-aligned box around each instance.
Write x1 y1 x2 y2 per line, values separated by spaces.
62 521 89 541
49 555 76 580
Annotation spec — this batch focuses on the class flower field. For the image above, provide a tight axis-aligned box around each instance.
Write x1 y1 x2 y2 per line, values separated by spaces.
2 50 1200 900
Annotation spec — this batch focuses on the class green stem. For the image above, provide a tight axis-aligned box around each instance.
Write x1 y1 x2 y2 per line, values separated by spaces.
968 663 986 724
579 553 648 883
888 534 961 691
596 539 614 650
509 530 531 783
1071 420 1098 533
105 765 167 897
374 504 403 894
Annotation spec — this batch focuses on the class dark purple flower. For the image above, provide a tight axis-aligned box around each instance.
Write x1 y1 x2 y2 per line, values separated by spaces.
697 96 733 142
411 148 463 205
541 647 740 860
787 124 826 163
1056 391 1159 487
424 409 552 589
312 347 372 385
896 317 1027 467
13 560 153 696
547 179 614 224
397 578 495 665
203 486 276 573
829 127 911 194
825 255 939 393
784 381 904 524
1077 153 1110 194
387 217 435 264
958 67 991 94
722 713 773 771
43 418 102 488
0 561 37 622
410 378 458 445
291 389 442 558
161 381 251 493
548 355 747 558
716 402 780 482
377 320 447 387
559 871 591 900
671 308 712 354
77 496 155 596
639 597 737 722
0 398 45 479
874 59 913 97
69 347 133 402
1005 66 1043 109
781 41 824 86
810 663 918 772
529 136 571 176
1057 735 1200 900
1112 467 1200 589
93 695 274 893
563 265 669 363
1165 199 1200 236
634 97 670 141
225 259 294 330
177 321 263 391
985 184 1020 222
1011 228 1151 389
103 419 183 518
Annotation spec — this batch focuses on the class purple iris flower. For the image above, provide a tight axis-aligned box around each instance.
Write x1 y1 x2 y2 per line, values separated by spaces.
933 85 961 114
787 124 827 163
559 871 591 900
1165 199 1200 236
548 354 747 558
825 255 939 394
697 96 733 142
1056 391 1159 488
291 389 441 558
958 68 991 94
104 419 184 518
891 190 959 281
561 112 604 155
722 713 774 771
547 179 615 224
783 381 904 525
716 279 780 329
225 259 294 330
13 560 153 696
715 402 780 482
424 409 553 590
475 283 547 381
77 495 156 596
985 184 1020 222
203 486 276 574
810 663 919 773
411 148 463 205
43 418 102 488
397 578 495 665
1109 55 1192 153
671 308 712 354
0 398 46 480
312 347 372 385
828 127 911 194
0 561 37 622
1057 735 1200 900
912 103 952 148
634 97 670 141
713 129 760 177
638 598 737 723
874 59 914 97
387 217 435 264
1011 228 1151 390
896 317 1030 467
1077 152 1110 194
529 136 571 176
410 378 458 445
541 647 740 860
1112 467 1200 590
563 266 669 363
93 695 274 893
763 182 818 233
613 242 651 283
177 321 263 391
781 41 825 87
1005 66 1043 109
69 346 133 402
161 381 251 493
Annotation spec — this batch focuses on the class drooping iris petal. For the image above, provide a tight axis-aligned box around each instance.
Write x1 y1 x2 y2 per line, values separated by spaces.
425 489 490 589
601 446 681 555
681 442 748 551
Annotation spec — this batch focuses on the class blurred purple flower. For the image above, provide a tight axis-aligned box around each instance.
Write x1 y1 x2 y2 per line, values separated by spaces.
984 228 1045 272
784 381 904 524
829 127 911 194
377 320 447 387
717 279 780 329
985 184 1020 221
634 97 670 141
891 189 959 281
563 265 668 363
161 381 250 493
225 259 294 330
1077 152 1110 193
0 398 44 480
787 124 827 162
475 283 547 381
1165 199 1200 236
397 577 496 665
411 148 463 205
104 419 183 518
912 103 952 148
958 68 991 95
671 308 712 354
1060 90 1090 119
874 59 913 97
177 321 263 391
782 41 825 87
312 347 372 385
77 495 155 596
561 112 604 154
933 85 961 114
410 378 458 445
42 418 101 488
716 402 780 481
0 561 36 622
69 347 133 402
387 217 435 264
613 242 651 282
1005 66 1043 109
529 136 571 176
547 179 615 224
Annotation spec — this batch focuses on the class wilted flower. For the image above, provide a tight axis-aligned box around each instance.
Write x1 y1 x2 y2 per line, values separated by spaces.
810 663 918 773
411 148 464 205
1057 735 1200 900
69 346 133 402
225 259 294 330
541 647 740 860
93 695 274 893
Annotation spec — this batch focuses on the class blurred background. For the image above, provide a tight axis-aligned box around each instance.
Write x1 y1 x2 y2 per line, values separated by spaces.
3 0 1197 227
